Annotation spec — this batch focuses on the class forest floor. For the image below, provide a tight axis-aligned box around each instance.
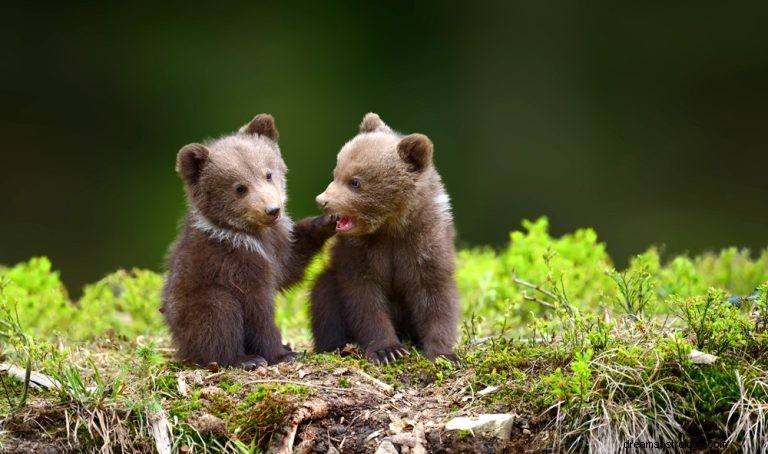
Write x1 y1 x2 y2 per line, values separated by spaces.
2 218 767 453
2 335 547 453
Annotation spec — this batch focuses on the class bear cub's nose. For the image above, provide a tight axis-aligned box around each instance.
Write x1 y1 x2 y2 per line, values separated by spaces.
266 207 281 218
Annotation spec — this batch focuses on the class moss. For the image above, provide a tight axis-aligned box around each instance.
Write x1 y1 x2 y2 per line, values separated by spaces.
359 350 461 389
299 351 363 368
169 390 204 420
469 339 552 384
678 363 742 437
218 378 243 395
204 383 302 447
226 394 291 447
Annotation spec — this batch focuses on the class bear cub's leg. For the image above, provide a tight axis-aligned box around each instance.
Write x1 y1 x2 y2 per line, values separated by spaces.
171 288 248 368
309 270 349 352
339 278 410 364
410 287 460 363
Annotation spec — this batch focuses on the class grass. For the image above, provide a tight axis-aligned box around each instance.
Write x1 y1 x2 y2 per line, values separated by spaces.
1 217 767 452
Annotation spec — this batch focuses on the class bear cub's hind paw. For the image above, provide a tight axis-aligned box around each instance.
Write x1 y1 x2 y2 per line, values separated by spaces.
424 349 460 365
238 355 268 371
435 352 460 365
275 350 301 364
366 344 410 365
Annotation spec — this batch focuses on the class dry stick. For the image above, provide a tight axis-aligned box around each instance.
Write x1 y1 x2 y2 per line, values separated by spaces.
65 409 72 447
274 424 299 454
512 276 559 301
513 276 576 313
149 409 173 454
272 399 329 454
520 294 555 309
0 363 62 390
204 371 225 381
354 369 394 393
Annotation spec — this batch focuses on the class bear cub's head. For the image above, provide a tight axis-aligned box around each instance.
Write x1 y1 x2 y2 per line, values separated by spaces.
177 114 287 234
316 113 436 236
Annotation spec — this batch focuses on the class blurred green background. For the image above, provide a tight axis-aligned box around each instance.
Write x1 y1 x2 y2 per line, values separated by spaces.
2 3 767 295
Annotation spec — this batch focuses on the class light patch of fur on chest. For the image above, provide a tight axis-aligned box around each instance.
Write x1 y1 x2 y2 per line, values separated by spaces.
433 190 453 224
190 213 291 263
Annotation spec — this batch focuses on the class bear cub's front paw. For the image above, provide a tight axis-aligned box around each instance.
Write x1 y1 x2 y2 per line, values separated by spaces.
315 214 339 238
366 344 410 365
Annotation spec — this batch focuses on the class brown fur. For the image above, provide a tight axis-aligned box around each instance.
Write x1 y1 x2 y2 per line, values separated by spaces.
162 114 335 368
311 113 459 364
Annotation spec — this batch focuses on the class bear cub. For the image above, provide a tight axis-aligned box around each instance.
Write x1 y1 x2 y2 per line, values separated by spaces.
311 113 460 364
162 114 335 369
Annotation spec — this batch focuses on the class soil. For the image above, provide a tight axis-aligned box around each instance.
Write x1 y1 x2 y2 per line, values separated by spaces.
1 348 550 453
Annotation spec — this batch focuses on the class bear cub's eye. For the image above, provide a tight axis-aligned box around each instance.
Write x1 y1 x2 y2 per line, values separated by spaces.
349 178 361 190
266 171 273 182
235 184 248 195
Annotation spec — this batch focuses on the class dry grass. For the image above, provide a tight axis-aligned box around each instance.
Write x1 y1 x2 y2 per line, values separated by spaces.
726 371 768 453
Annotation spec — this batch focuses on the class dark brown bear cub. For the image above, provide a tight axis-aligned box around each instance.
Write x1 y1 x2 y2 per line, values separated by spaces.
311 113 460 364
162 114 335 369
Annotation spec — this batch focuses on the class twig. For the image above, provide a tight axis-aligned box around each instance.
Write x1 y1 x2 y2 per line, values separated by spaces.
0 362 62 391
513 275 576 314
204 371 225 381
270 399 329 454
521 294 556 309
513 276 559 301
354 369 394 394
149 408 172 454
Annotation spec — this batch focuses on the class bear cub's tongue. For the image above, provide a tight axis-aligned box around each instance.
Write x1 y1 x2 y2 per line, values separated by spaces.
336 215 356 232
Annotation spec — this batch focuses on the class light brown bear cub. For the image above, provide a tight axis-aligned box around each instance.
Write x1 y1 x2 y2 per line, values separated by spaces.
311 113 459 364
162 114 335 369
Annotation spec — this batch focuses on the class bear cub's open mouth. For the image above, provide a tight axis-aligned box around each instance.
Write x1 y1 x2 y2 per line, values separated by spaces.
335 215 356 233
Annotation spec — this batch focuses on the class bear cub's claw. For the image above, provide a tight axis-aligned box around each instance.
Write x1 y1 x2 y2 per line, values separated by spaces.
367 344 410 365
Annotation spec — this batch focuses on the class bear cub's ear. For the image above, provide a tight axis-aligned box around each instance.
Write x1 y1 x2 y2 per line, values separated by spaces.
176 143 210 185
397 133 433 173
359 112 392 134
240 113 279 141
